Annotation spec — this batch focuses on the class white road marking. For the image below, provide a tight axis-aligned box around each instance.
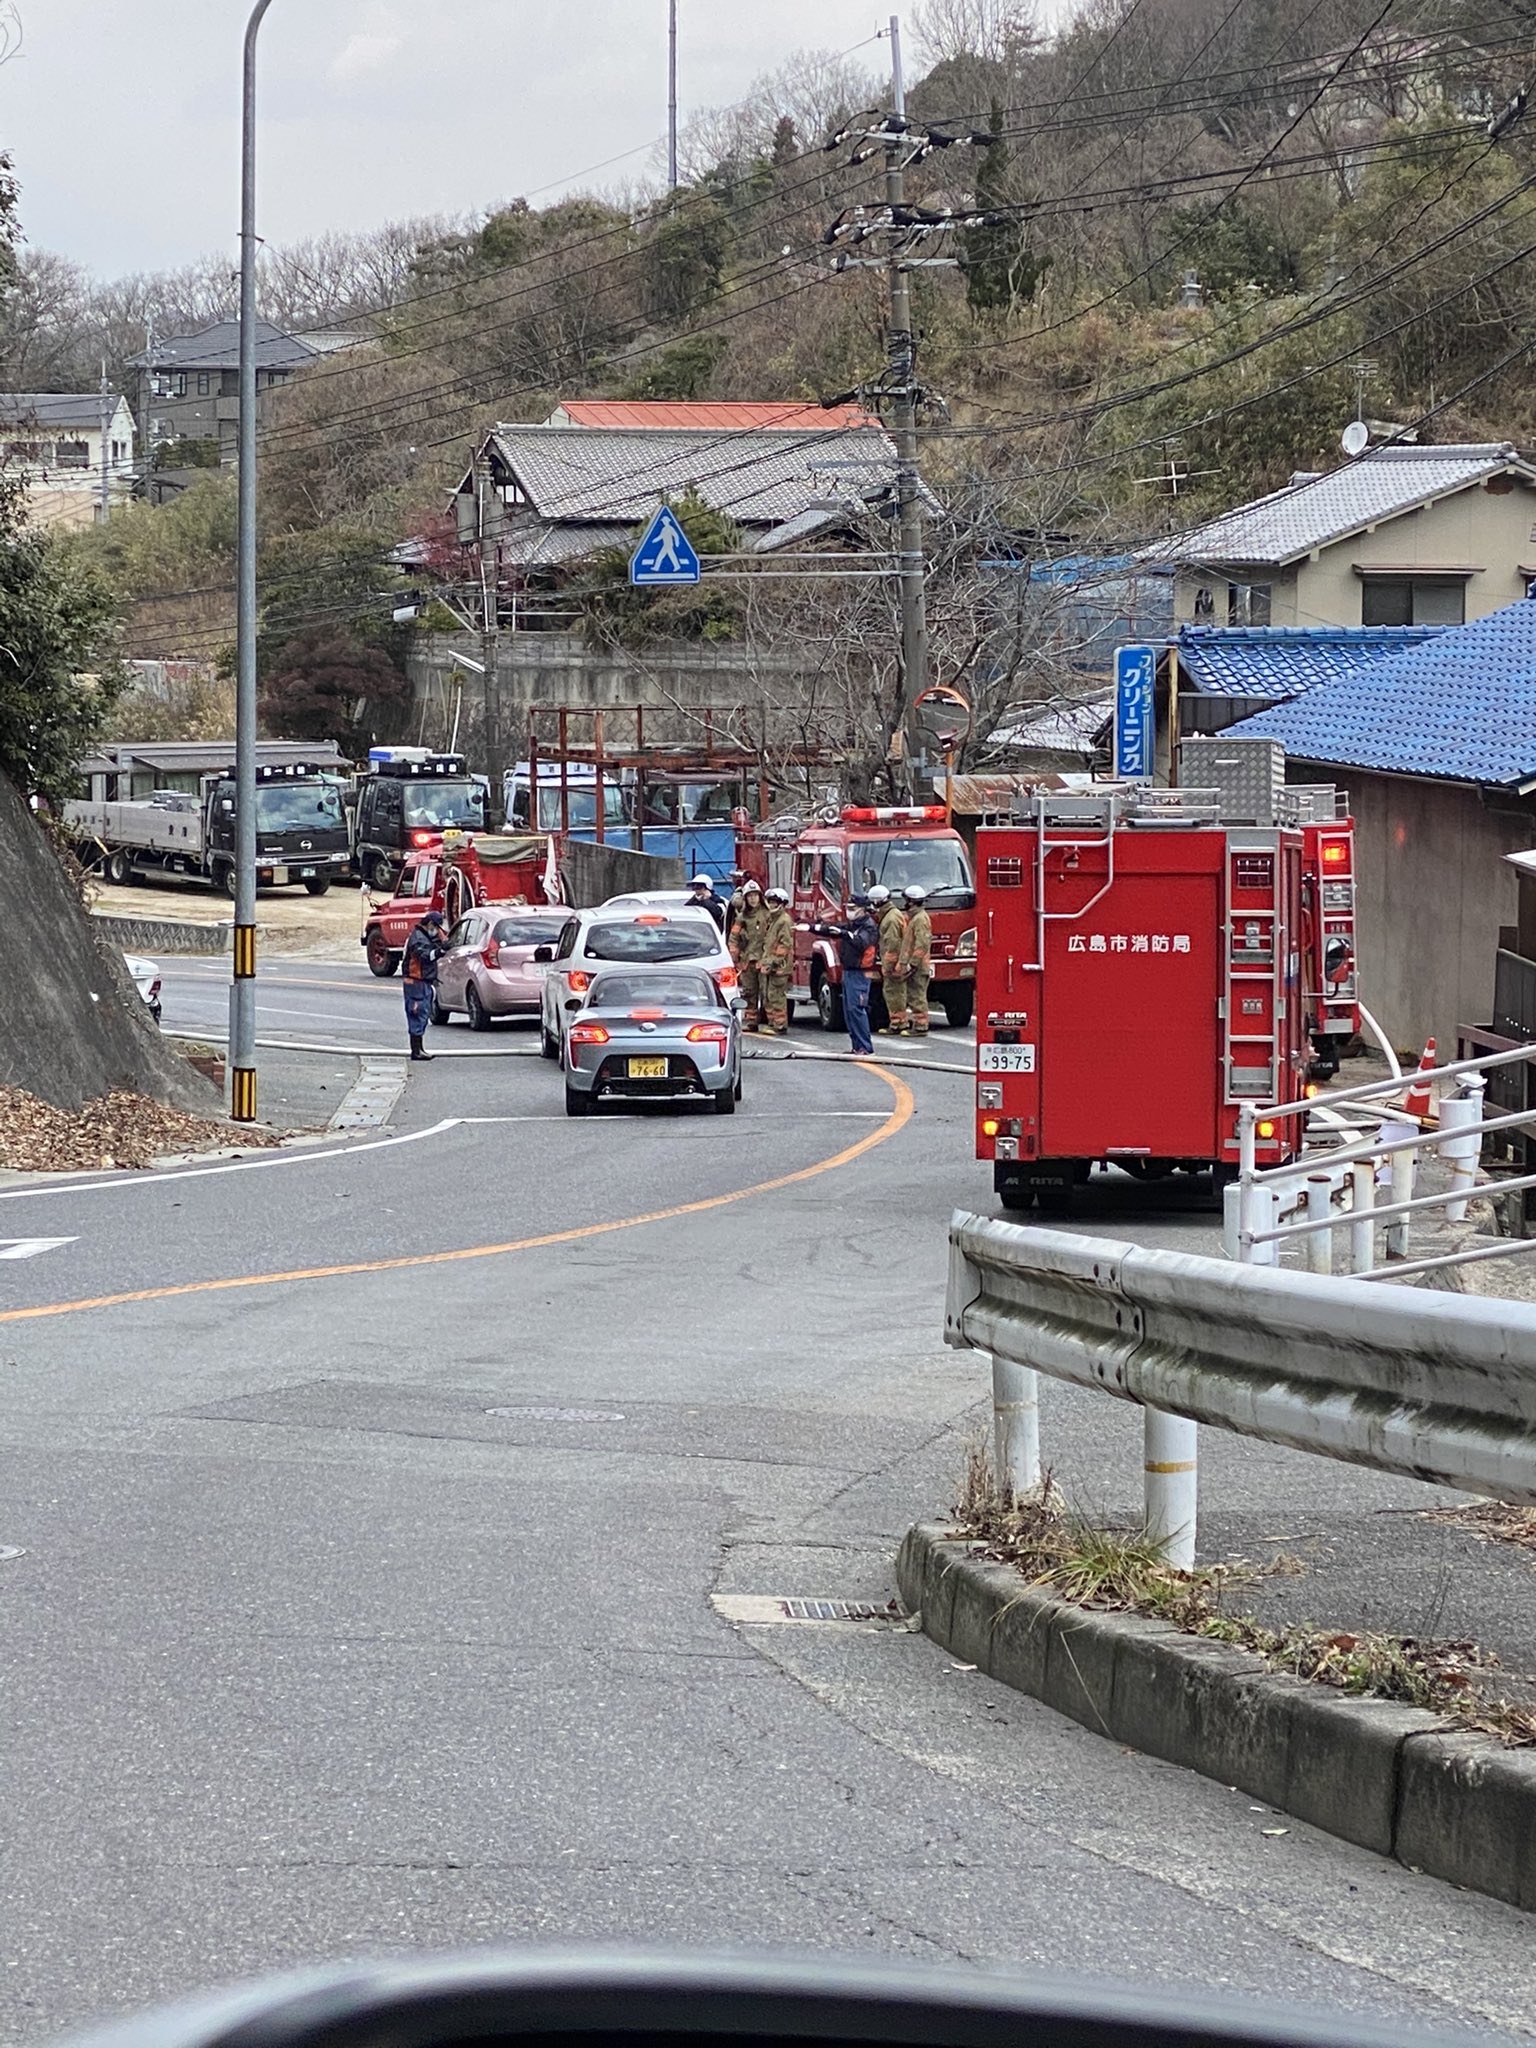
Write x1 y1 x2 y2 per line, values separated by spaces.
0 1236 78 1259
0 1120 463 1204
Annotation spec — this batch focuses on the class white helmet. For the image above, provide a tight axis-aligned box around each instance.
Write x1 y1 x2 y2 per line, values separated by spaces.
868 885 891 904
765 886 788 904
904 885 927 903
690 875 714 890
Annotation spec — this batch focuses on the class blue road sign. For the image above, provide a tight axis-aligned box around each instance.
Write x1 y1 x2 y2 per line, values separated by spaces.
629 505 701 586
1113 644 1156 781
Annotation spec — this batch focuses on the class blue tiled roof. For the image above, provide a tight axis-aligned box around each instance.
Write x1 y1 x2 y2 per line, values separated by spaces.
1231 600 1536 786
1177 625 1444 699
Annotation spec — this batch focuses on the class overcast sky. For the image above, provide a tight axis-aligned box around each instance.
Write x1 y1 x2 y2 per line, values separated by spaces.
4 1 895 278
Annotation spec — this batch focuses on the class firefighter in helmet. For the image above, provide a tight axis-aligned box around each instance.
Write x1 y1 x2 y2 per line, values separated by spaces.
732 877 768 1031
875 884 909 1036
898 884 933 1036
759 886 796 1036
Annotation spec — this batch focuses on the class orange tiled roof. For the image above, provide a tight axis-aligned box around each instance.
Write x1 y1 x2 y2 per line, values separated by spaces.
554 400 880 431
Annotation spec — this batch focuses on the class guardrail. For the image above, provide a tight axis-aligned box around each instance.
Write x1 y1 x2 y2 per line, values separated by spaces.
945 1209 1536 1567
1228 1042 1536 1282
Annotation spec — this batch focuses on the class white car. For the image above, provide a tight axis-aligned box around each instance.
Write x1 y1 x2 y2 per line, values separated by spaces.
123 953 162 1024
536 907 740 1060
599 889 710 914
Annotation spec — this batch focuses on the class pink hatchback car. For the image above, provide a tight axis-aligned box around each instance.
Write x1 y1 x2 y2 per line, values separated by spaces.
432 908 569 1030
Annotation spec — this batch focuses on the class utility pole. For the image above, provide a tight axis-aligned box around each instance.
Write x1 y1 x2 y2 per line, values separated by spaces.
667 0 679 188
475 448 503 818
96 359 111 524
883 13 930 799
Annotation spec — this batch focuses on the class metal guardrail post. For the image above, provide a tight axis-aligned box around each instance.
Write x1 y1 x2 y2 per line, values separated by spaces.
1144 1410 1197 1570
1442 1074 1486 1224
1304 1174 1334 1274
1349 1160 1376 1273
992 1353 1041 1498
1381 1114 1417 1259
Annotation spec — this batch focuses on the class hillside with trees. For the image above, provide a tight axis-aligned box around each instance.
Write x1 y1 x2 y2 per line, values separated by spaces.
13 0 1534 759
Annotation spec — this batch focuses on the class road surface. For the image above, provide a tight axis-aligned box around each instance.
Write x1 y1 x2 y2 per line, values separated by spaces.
0 1045 1532 2044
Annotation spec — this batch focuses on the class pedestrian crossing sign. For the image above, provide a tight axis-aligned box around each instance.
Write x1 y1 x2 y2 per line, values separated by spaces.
629 505 701 586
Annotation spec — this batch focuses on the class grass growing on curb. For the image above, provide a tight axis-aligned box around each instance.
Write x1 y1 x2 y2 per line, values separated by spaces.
952 1441 1536 1746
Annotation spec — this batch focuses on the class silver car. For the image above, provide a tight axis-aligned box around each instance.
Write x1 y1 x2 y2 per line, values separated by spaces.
563 967 743 1119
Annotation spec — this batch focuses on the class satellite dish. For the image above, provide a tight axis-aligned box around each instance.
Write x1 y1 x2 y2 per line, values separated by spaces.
1341 420 1370 457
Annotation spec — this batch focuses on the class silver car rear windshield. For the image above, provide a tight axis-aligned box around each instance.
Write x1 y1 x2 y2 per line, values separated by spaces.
585 924 717 963
588 972 719 1009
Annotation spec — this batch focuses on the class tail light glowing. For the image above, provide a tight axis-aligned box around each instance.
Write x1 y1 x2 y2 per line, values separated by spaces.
482 940 501 968
714 966 739 989
410 830 433 846
569 1023 610 1046
567 970 590 993
633 913 667 925
1321 841 1349 866
686 1023 729 1042
629 1007 667 1021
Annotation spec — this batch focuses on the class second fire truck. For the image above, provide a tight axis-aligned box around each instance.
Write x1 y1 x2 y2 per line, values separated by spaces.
739 804 977 1028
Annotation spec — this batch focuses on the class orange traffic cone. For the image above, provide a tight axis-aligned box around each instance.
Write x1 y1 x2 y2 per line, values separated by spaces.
1402 1037 1437 1120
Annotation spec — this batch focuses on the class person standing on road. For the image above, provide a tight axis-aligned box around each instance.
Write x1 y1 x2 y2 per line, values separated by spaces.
760 887 796 1036
809 891 878 1056
723 867 750 944
688 875 726 931
732 877 768 1031
402 909 449 1062
875 886 909 1036
899 885 933 1037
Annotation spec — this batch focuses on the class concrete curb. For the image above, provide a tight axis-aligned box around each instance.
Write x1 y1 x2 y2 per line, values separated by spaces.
897 1523 1536 1912
93 912 231 956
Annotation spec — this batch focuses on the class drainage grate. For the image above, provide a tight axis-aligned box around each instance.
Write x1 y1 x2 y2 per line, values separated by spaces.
779 1598 907 1623
485 1405 626 1423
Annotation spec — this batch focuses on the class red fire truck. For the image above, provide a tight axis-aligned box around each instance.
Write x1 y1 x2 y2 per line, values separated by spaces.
1178 738 1359 1080
975 773 1323 1212
361 832 553 976
738 805 977 1029
1299 807 1359 1077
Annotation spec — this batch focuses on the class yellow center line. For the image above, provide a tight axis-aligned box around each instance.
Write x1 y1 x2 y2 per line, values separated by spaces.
0 1065 914 1325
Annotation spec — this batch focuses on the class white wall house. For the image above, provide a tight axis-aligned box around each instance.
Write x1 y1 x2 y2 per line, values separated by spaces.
0 391 137 529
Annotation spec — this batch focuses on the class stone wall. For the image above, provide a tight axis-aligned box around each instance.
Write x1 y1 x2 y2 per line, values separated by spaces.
1 776 215 1111
407 631 813 752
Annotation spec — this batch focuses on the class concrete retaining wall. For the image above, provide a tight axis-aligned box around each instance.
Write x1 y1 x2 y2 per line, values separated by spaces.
898 1523 1536 1913
560 840 685 908
92 912 231 956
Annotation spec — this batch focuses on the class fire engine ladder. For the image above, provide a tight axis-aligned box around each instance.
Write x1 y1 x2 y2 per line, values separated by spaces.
1222 848 1283 1105
1016 793 1120 974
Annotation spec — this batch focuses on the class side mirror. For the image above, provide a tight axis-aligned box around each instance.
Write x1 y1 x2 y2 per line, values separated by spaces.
533 945 554 962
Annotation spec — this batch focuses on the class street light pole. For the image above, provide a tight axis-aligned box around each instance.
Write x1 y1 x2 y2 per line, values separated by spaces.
231 0 278 1124
883 13 931 799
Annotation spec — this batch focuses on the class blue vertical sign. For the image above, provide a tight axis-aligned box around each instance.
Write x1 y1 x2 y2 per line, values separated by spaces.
1113 644 1156 782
